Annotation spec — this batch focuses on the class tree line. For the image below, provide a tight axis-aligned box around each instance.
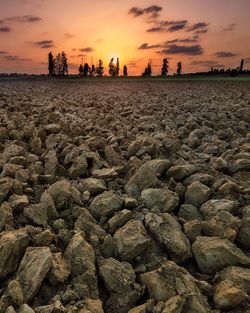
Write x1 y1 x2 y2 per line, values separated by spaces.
48 52 247 78
48 52 182 77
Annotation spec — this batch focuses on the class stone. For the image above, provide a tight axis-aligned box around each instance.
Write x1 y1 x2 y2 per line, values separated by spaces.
74 208 107 241
145 159 171 174
17 247 53 302
127 300 154 313
183 173 214 186
32 229 54 246
184 181 210 208
47 252 70 285
214 279 248 309
140 188 179 212
192 236 250 274
107 209 133 234
40 191 58 220
124 196 138 209
156 296 185 313
89 191 124 218
81 178 107 195
23 203 48 227
19 304 35 313
45 123 61 133
6 280 23 306
199 199 237 220
86 136 107 151
126 135 161 158
68 155 88 178
237 205 250 249
100 235 116 258
178 204 202 222
30 137 42 155
0 229 29 279
233 158 250 172
0 178 13 205
6 307 16 313
44 149 59 176
213 157 228 172
218 181 240 198
214 266 250 306
0 202 14 232
202 211 241 241
47 180 72 211
167 164 196 181
92 168 118 179
185 211 241 242
99 257 136 293
125 162 159 199
184 220 203 242
113 220 150 261
104 146 125 166
145 213 191 263
8 194 29 214
64 233 98 298
140 261 210 311
81 299 104 313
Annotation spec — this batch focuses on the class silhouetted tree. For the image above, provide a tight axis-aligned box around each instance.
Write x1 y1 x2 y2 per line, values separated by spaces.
142 63 152 76
116 58 120 76
95 59 104 77
79 64 84 77
54 52 68 77
240 59 244 72
91 64 95 76
61 52 68 76
48 52 55 76
123 65 128 77
161 58 168 76
177 62 182 75
83 63 90 76
109 58 116 76
54 53 62 76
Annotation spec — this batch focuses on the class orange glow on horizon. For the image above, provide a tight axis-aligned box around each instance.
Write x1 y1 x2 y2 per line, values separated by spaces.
0 0 249 75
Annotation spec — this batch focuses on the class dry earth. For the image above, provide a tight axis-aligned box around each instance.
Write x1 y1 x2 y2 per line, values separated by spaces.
0 79 250 313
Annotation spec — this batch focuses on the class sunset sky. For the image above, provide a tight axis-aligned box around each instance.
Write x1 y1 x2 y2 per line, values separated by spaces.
0 0 250 75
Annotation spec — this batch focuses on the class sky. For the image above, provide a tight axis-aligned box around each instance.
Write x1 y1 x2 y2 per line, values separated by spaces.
0 0 250 75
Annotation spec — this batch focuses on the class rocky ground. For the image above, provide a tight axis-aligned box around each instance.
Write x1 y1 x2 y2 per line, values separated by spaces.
0 79 250 313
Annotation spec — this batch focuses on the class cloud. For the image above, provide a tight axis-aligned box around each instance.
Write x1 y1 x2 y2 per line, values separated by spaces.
195 29 208 34
128 7 144 17
64 33 74 39
0 51 8 54
138 43 162 50
166 36 199 44
146 27 164 32
34 40 55 48
127 58 144 68
0 15 42 24
4 55 32 62
168 23 187 32
191 60 225 67
77 54 87 57
79 47 95 52
245 57 250 63
0 26 11 32
149 20 188 32
129 5 162 18
157 44 203 55
223 23 236 31
215 51 238 58
127 62 139 68
187 22 209 32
